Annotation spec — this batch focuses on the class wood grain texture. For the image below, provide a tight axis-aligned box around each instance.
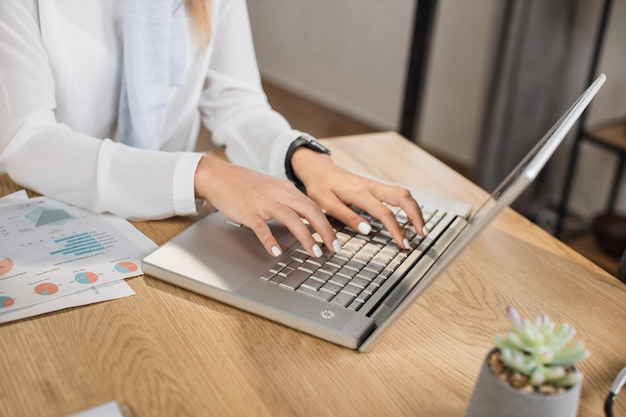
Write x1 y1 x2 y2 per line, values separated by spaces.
0 132 624 417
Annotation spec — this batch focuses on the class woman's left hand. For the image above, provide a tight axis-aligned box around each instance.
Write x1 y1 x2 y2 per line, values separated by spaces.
291 148 426 249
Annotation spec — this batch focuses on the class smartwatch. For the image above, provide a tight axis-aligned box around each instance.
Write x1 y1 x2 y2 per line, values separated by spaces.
285 134 331 192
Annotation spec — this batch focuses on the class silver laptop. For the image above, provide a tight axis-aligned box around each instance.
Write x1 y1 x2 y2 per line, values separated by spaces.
142 74 605 351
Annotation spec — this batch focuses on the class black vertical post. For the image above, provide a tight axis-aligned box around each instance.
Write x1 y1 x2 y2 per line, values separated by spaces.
400 0 438 143
555 0 613 238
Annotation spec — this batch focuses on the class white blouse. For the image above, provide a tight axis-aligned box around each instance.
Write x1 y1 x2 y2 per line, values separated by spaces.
0 0 301 219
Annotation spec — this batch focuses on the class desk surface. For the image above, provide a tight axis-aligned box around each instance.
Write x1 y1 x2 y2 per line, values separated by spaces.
0 132 624 417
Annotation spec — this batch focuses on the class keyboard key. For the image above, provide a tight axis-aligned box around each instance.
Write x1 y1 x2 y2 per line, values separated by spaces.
277 266 295 277
269 275 285 285
372 235 391 245
336 231 353 244
347 299 363 311
260 272 274 281
379 268 394 279
297 265 314 274
364 263 385 273
342 284 362 297
320 282 343 295
363 283 379 294
371 276 387 287
305 259 322 267
319 264 340 275
354 250 374 264
297 286 334 301
279 268 311 290
329 275 351 287
356 269 378 281
330 254 349 265
336 267 358 279
345 260 365 271
356 291 372 304
301 278 324 291
312 270 332 281
331 292 356 308
350 277 371 289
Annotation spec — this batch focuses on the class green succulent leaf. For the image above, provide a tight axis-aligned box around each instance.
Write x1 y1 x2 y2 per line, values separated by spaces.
542 366 566 381
552 371 583 387
549 323 575 351
497 306 589 387
530 370 545 386
537 346 554 364
551 348 590 367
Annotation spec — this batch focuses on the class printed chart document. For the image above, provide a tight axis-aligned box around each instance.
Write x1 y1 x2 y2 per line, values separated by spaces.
0 196 157 322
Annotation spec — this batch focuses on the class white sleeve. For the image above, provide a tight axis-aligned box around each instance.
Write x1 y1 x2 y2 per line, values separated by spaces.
0 0 203 220
199 0 302 178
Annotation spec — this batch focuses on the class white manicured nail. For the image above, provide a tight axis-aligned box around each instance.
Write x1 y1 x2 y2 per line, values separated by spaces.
271 246 282 257
403 238 410 249
312 244 323 258
358 222 371 235
332 239 342 253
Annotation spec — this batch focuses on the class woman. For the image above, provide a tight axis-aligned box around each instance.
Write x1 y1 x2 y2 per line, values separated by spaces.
0 0 425 258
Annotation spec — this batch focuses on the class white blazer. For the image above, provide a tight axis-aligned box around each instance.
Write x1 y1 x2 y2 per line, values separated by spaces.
0 0 300 219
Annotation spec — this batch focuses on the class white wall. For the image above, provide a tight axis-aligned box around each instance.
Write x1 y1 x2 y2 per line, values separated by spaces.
247 0 415 130
247 0 498 169
247 0 626 220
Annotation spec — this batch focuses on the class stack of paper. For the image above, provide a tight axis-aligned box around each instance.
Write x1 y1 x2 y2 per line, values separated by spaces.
0 191 157 323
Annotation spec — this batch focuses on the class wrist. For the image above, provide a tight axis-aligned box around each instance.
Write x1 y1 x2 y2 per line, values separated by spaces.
194 155 224 200
285 134 331 192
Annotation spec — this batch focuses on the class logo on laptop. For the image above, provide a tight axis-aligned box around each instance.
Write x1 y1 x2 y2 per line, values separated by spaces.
320 310 335 320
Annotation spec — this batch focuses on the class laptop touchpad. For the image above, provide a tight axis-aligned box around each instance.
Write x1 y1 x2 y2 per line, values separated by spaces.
154 212 298 291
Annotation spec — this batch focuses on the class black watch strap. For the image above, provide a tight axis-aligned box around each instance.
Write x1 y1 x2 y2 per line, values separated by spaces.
284 134 331 192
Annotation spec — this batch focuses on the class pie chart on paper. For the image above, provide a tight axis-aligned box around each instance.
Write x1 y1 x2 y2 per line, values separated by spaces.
75 271 99 285
35 282 59 296
115 262 138 274
0 255 13 275
0 296 14 308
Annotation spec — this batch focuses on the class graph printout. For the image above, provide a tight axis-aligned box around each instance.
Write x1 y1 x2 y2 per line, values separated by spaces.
0 196 156 313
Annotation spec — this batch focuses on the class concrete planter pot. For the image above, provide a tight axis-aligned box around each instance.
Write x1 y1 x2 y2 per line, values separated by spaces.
465 349 582 417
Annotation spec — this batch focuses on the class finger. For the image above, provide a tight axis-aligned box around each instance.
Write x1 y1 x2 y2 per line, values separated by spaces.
246 216 284 257
296 203 343 254
269 207 326 258
329 191 411 250
320 194 373 236
359 196 411 249
372 185 427 235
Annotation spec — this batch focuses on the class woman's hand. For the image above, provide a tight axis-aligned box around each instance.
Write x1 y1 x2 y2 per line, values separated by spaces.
194 155 342 258
291 148 426 249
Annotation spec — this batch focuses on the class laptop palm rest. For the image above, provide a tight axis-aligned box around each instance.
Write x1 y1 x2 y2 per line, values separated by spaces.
143 211 298 292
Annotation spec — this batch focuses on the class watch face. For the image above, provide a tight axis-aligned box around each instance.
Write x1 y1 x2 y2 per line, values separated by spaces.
304 138 330 155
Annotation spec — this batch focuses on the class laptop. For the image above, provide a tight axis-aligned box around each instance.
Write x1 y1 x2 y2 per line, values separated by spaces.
142 74 605 351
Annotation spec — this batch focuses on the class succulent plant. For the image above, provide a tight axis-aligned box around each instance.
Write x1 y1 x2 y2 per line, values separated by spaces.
494 306 589 388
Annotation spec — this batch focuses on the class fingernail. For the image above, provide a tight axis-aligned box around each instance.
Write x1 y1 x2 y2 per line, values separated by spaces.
423 225 430 235
271 246 282 257
358 222 371 235
403 238 410 249
332 239 342 253
312 244 323 257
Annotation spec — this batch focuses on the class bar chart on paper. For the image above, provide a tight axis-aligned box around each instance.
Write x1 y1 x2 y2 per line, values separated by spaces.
49 232 107 257
0 196 155 313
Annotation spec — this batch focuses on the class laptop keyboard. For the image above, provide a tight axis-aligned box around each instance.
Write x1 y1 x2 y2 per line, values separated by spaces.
259 205 446 312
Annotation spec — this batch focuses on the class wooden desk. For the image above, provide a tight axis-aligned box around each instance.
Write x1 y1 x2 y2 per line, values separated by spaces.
0 132 624 417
